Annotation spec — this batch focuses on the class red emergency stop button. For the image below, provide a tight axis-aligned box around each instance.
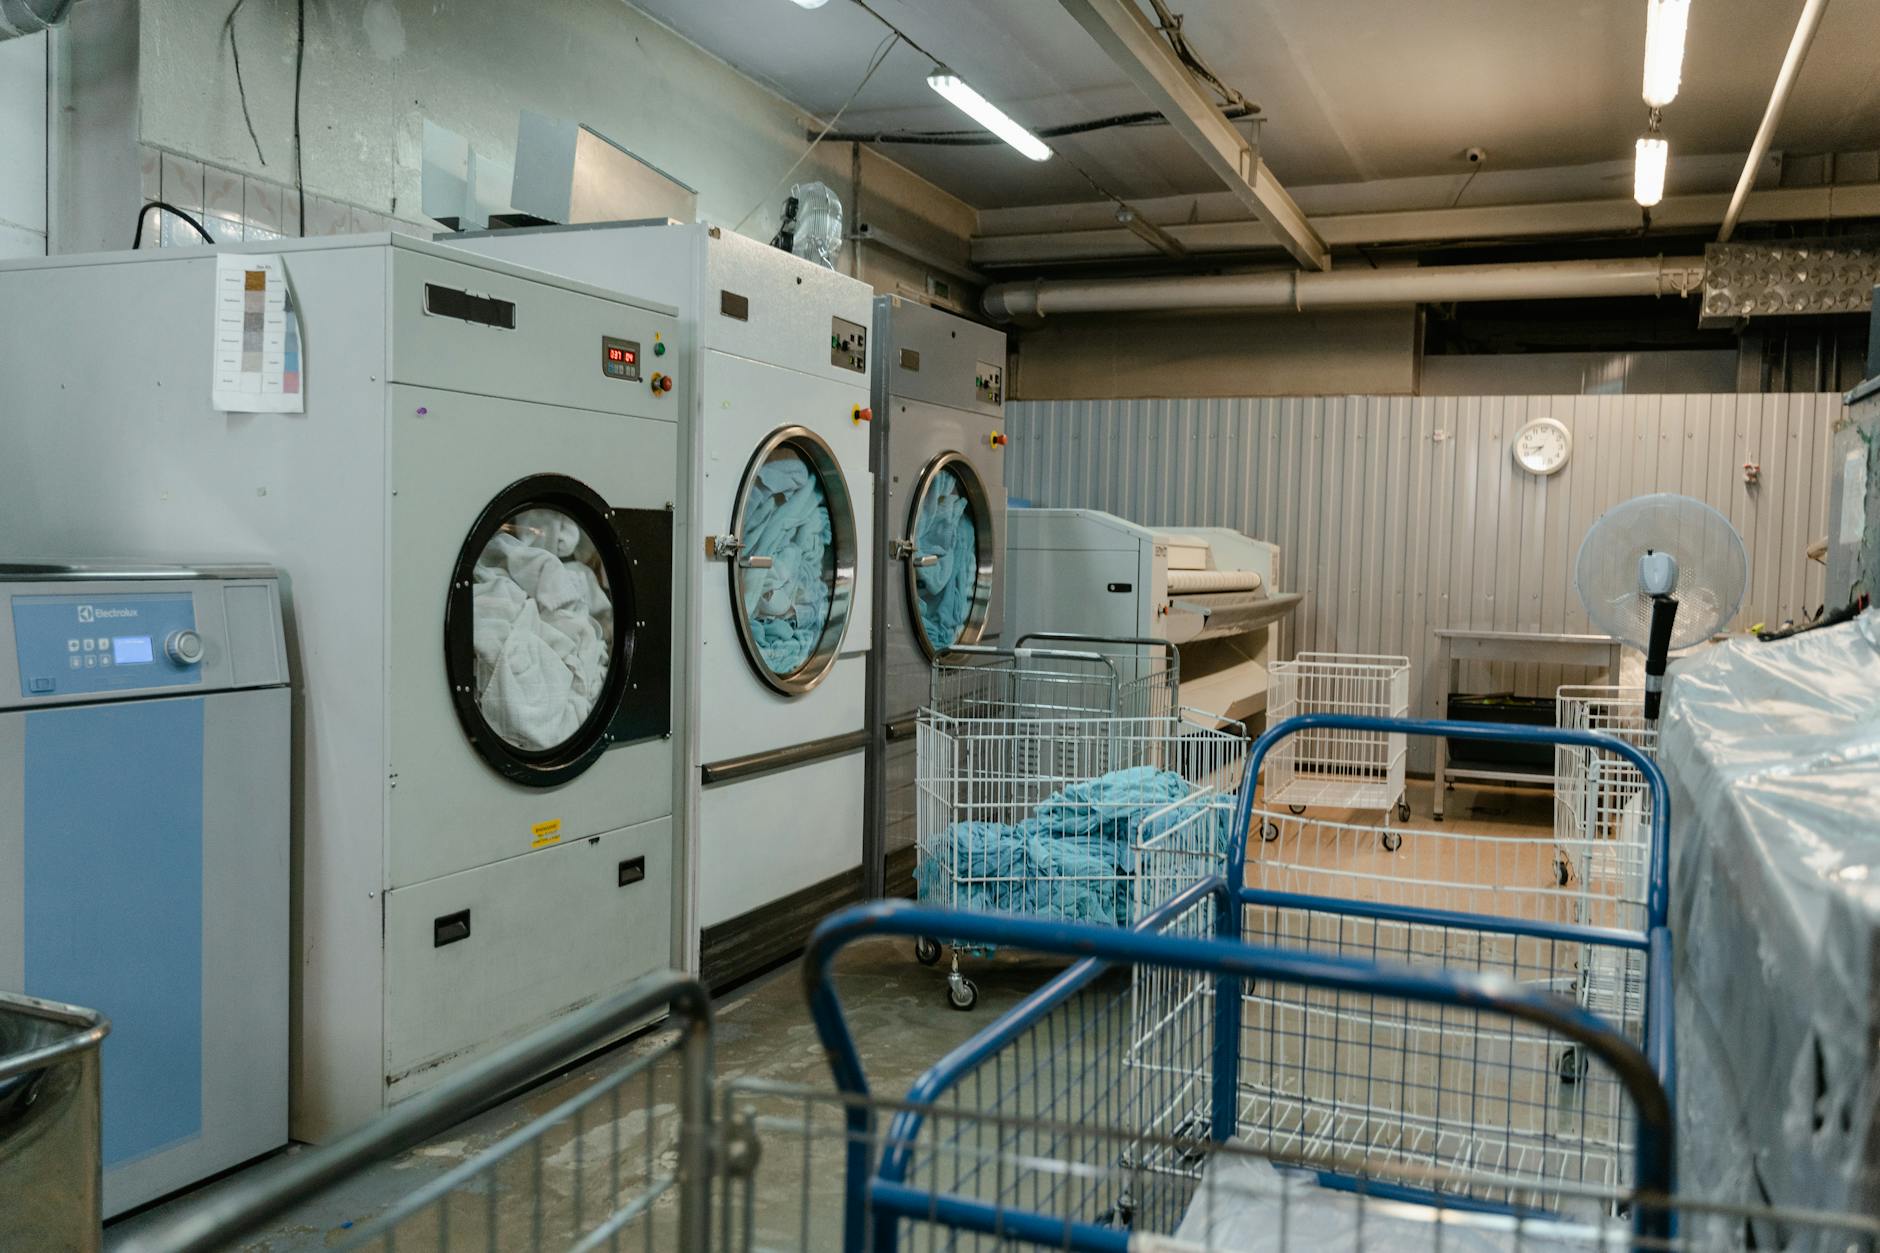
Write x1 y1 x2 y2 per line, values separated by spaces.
853 406 873 424
660 375 674 392
989 431 1008 448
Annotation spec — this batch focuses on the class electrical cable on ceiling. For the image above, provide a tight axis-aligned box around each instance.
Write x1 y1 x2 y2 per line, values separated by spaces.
294 0 306 235
846 0 942 64
1144 0 1250 112
1449 165 1481 208
733 29 900 233
221 0 265 166
133 201 217 249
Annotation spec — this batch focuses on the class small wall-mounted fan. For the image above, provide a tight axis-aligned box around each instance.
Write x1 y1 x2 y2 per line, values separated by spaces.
1574 493 1750 719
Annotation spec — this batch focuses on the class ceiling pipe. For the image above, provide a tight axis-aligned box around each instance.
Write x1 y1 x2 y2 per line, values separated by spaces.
1717 0 1831 242
0 0 74 38
982 256 1706 321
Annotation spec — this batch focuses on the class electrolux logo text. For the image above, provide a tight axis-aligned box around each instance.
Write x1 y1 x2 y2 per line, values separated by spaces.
76 604 138 622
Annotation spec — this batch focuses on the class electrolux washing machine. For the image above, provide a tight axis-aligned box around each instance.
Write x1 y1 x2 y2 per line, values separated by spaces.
0 565 289 1216
865 296 1008 897
447 223 875 988
0 237 683 1141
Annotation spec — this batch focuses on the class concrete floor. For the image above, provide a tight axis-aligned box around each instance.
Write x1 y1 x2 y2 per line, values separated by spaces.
107 780 1555 1251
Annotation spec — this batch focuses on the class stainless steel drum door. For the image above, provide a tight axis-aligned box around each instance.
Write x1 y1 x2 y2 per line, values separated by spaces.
444 473 672 787
718 426 858 696
895 451 996 660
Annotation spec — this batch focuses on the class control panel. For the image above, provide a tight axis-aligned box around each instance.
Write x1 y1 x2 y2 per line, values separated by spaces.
976 360 1004 406
831 317 868 373
601 336 641 382
11 592 202 698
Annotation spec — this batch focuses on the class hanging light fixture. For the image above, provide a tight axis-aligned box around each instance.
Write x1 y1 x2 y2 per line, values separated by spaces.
784 0 832 8
1642 0 1691 107
927 68 1053 161
1635 129 1670 207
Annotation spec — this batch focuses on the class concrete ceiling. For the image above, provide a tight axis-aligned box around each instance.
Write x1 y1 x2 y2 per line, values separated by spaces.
629 0 1880 211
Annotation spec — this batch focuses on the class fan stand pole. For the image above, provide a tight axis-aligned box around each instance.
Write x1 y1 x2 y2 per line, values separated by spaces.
1643 595 1680 721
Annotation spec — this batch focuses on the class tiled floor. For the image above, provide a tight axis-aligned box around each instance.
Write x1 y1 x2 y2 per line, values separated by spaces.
107 780 1562 1250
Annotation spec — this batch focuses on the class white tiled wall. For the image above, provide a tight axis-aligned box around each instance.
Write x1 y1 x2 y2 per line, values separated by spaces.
141 144 432 247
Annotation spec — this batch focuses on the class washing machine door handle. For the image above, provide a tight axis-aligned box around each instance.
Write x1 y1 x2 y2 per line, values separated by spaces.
710 533 773 569
889 538 937 567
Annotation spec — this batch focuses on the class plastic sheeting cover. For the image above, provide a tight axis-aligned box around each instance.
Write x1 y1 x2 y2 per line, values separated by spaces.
741 452 834 676
916 766 1219 926
472 509 613 751
1658 610 1880 1221
915 467 978 654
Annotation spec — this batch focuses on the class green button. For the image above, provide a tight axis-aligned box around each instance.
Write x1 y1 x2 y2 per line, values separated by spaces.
654 341 666 356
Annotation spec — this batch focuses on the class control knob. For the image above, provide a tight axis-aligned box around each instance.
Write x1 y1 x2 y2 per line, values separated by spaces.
166 629 204 666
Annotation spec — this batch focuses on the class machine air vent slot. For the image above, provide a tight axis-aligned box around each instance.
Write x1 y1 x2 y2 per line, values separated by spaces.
432 909 472 947
424 284 516 329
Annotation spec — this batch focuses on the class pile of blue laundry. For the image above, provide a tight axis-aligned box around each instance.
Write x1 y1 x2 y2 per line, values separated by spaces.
917 765 1225 925
915 467 977 653
739 454 834 675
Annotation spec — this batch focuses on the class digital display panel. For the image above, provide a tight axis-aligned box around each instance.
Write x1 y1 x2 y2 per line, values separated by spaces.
113 635 154 665
600 336 642 381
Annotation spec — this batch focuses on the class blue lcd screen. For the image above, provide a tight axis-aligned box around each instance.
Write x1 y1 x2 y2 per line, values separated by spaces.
113 636 154 665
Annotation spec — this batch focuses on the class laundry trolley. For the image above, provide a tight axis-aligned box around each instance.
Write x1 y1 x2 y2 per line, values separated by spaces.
809 707 1679 1251
1262 653 1411 837
911 638 1243 1010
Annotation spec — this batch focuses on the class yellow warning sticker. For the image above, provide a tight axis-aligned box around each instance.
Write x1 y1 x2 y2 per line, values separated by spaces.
530 819 562 848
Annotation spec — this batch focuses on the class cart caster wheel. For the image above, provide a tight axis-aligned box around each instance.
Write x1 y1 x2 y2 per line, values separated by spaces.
1558 1045 1586 1084
1397 800 1412 822
1260 821 1281 843
914 937 941 966
1381 830 1403 853
1288 804 1306 816
947 978 979 1012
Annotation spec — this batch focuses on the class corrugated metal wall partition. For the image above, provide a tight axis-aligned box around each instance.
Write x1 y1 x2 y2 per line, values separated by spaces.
1008 394 1841 771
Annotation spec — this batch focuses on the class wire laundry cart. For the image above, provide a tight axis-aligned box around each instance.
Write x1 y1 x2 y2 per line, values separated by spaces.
1554 686 1657 910
1262 653 1411 837
912 634 1240 1011
800 885 1689 1252
912 707 1245 1010
814 704 1677 1249
929 634 1180 724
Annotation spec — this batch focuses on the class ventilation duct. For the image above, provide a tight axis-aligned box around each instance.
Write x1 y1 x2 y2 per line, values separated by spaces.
0 0 75 39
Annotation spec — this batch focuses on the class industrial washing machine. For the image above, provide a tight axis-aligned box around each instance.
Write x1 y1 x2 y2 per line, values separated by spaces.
447 223 875 989
0 237 682 1141
865 296 1008 897
0 565 289 1216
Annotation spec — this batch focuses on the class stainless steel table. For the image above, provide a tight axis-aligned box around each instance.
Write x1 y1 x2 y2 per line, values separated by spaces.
1431 628 1623 820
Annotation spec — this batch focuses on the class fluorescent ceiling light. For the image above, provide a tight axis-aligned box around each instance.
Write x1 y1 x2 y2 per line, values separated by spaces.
1634 134 1669 207
927 69 1052 162
1642 0 1691 106
785 0 831 7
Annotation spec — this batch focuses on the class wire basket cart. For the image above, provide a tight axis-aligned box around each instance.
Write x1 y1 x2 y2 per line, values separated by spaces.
1262 653 1411 839
930 635 1179 725
802 887 1686 1252
912 709 1245 1010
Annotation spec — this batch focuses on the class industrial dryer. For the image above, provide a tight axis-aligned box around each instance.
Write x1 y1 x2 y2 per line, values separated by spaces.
0 236 682 1141
864 295 1008 897
447 222 876 989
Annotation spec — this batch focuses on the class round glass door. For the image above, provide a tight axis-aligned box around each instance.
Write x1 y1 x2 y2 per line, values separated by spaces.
727 426 856 696
903 452 995 660
445 475 636 787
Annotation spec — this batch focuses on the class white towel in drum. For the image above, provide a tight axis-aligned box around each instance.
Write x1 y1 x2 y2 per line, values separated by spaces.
472 517 614 750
